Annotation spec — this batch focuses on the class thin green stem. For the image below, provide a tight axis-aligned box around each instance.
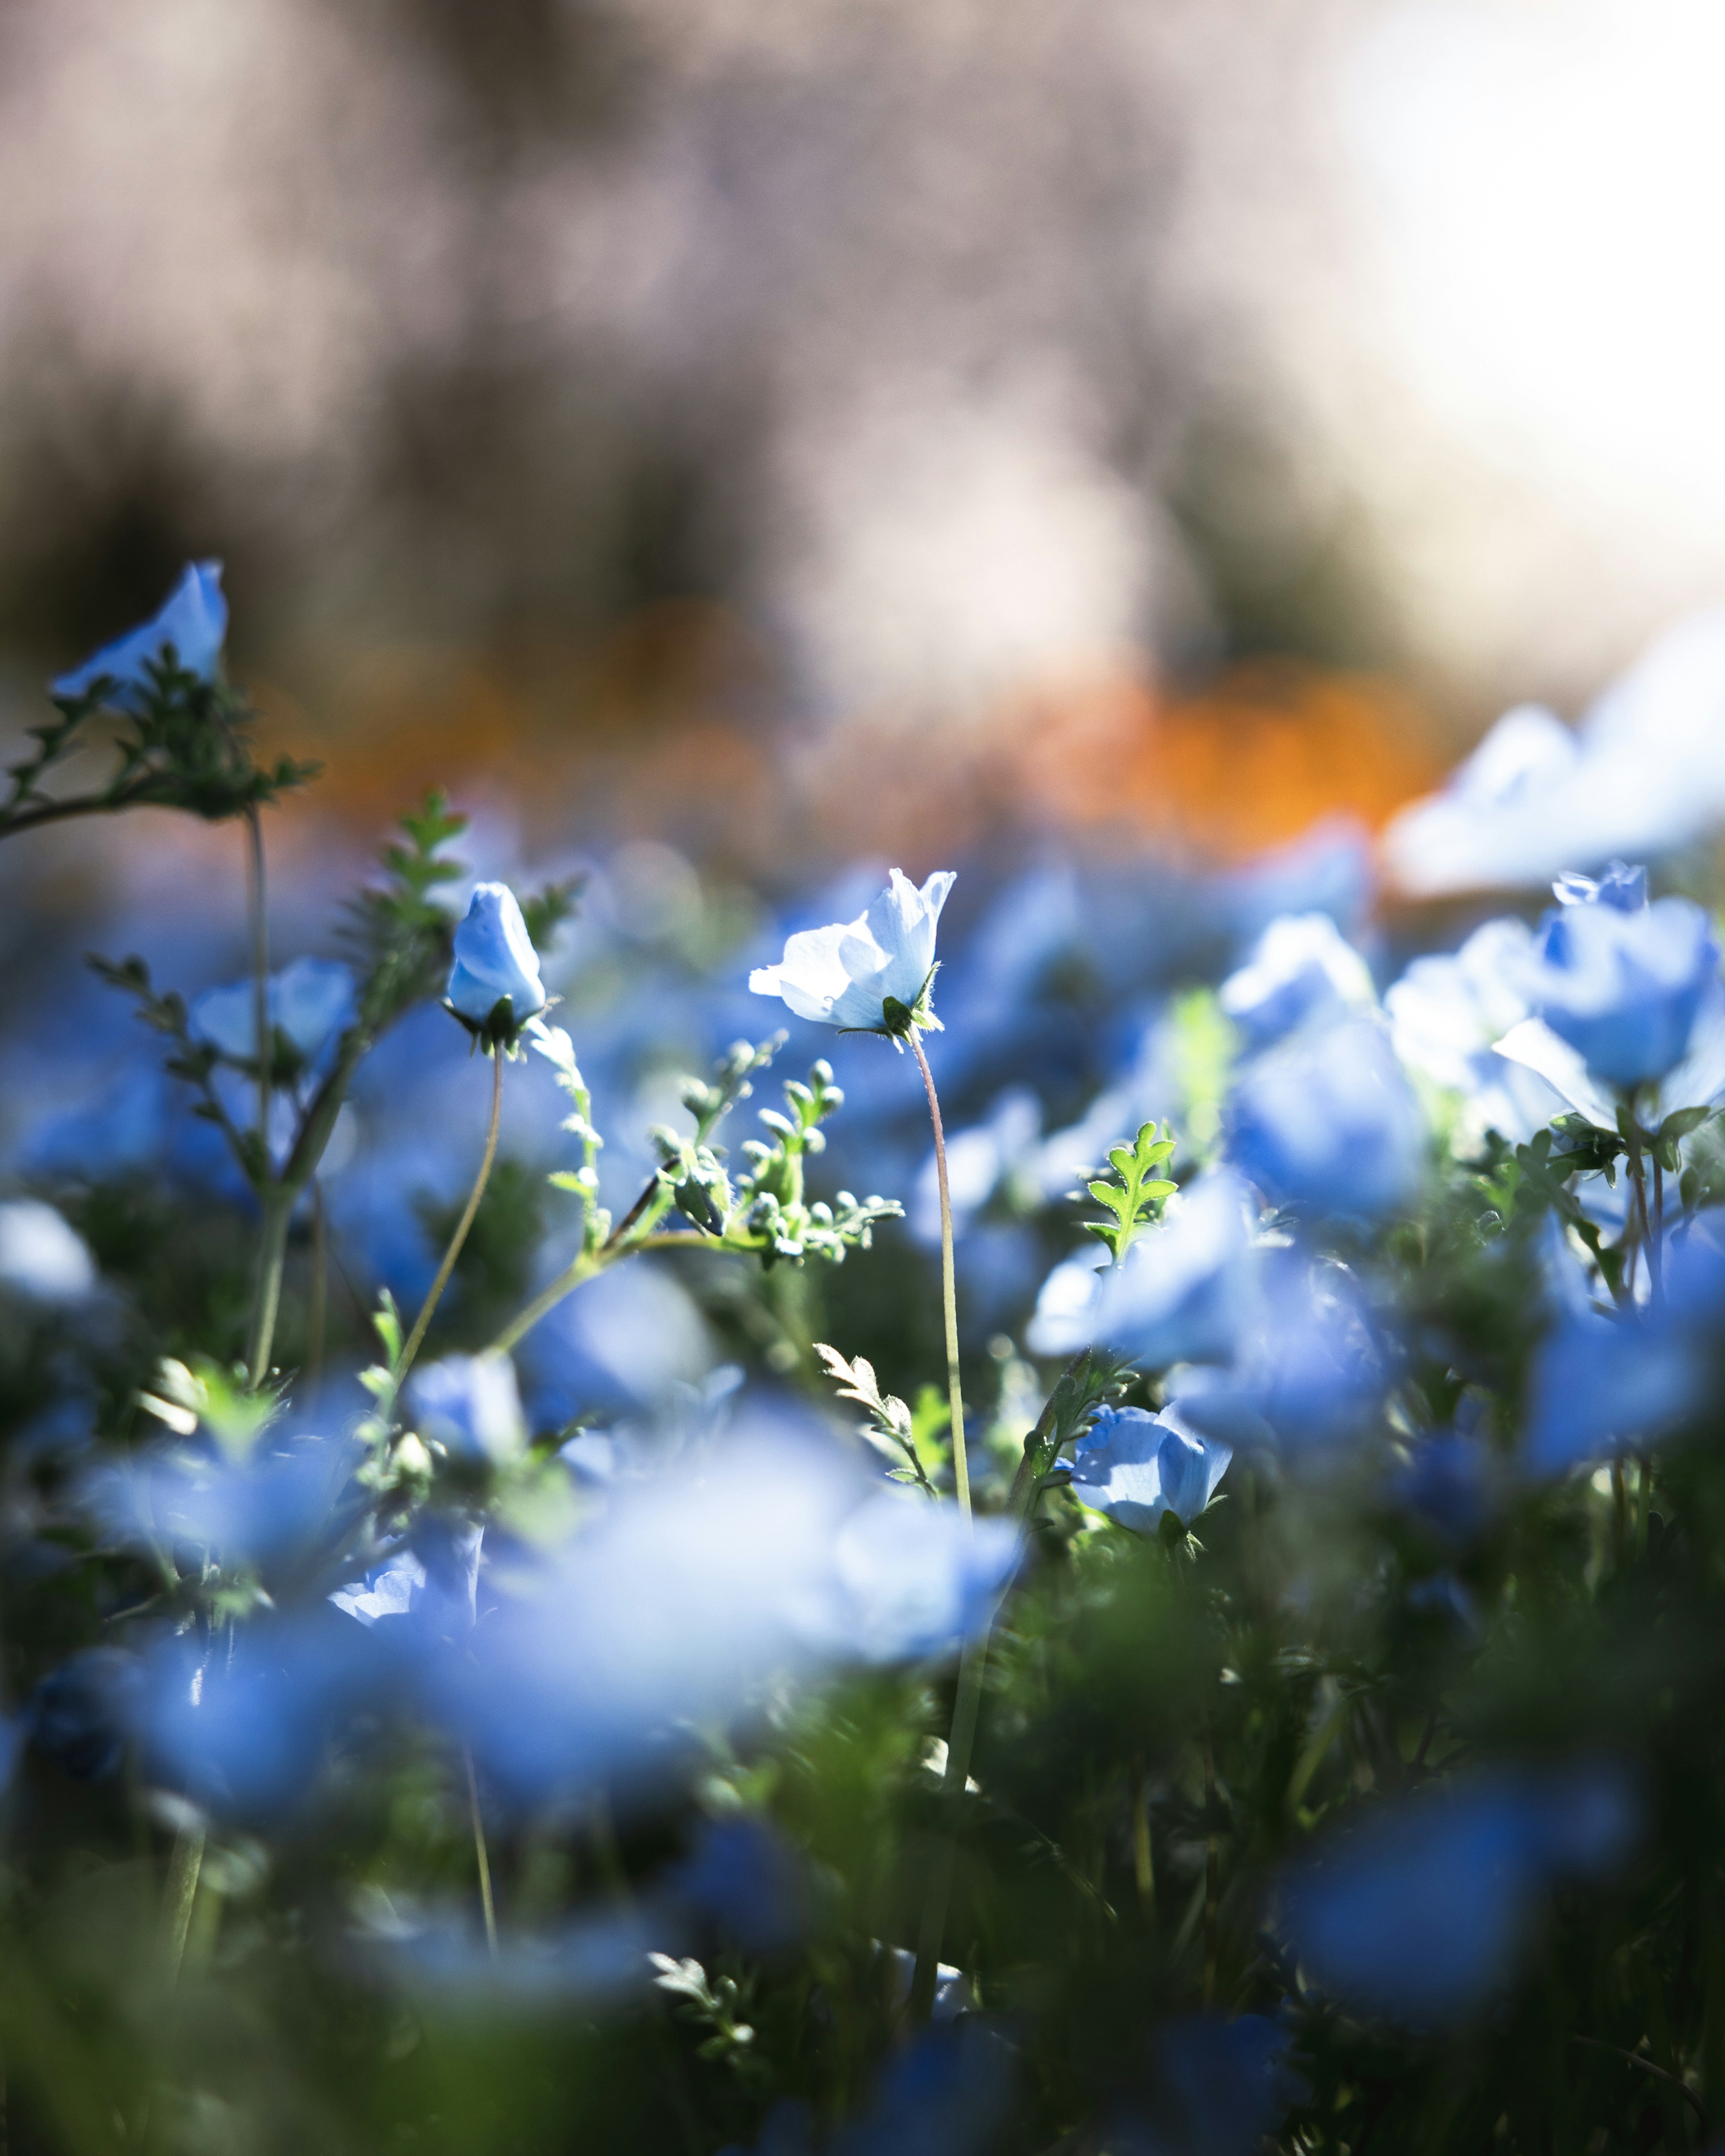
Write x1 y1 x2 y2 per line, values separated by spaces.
163 1821 207 1989
245 1190 292 1386
1131 1751 1155 1923
245 805 270 1147
394 1048 505 1395
464 1746 498 1958
306 1176 328 1392
486 1168 669 1357
909 1029 968 1520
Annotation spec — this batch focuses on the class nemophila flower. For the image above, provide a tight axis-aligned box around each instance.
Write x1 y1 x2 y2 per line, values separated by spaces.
800 1491 1021 1663
1387 918 1568 1146
50 559 227 709
669 1816 811 1956
29 1648 143 1781
1385 609 1725 893
1553 860 1647 910
446 882 547 1042
1277 1761 1640 2026
1390 1433 1495 1547
1525 888 1717 1088
189 956 357 1074
1224 1016 1425 1219
1521 1227 1725 1476
367 1903 658 2011
1170 1249 1385 1457
1113 2014 1304 2156
408 1352 527 1466
84 1434 362 1574
1218 911 1375 1051
0 1199 96 1304
749 868 955 1036
1069 1405 1231 1534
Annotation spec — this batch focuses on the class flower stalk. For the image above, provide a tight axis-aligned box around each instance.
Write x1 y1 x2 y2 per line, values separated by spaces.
394 1047 505 1399
908 1027 969 1520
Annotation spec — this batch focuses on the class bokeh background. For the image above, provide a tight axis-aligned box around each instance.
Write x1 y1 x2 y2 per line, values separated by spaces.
9 0 1725 895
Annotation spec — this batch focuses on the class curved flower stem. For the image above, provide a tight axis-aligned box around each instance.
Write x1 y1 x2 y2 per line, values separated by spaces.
485 1166 675 1356
163 1820 207 1988
1130 1751 1156 1922
245 1189 293 1387
394 1049 505 1396
464 1745 498 1958
908 1028 969 1520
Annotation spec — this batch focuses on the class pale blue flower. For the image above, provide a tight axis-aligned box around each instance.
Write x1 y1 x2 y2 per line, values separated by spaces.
1527 889 1717 1088
1224 1016 1425 1219
408 1353 527 1465
1069 1405 1231 1533
1218 912 1374 1050
1387 918 1567 1145
51 560 227 709
750 869 955 1034
0 1200 96 1304
799 1491 1021 1663
1552 860 1646 910
189 956 356 1069
1278 1761 1639 2026
447 882 547 1030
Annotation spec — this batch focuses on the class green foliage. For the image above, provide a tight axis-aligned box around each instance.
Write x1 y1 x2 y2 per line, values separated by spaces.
0 662 318 841
815 1341 938 1495
346 790 469 1033
1081 1120 1177 1263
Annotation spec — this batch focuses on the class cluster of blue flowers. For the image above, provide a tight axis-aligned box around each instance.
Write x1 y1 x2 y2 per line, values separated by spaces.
6 566 1725 2151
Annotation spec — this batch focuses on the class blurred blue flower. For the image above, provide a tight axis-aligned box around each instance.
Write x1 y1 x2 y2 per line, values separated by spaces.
1278 1760 1640 2026
750 868 955 1033
1522 1225 1725 1475
1387 918 1567 1145
798 1491 1021 1664
829 2019 1014 2156
1553 861 1647 910
189 956 356 1071
669 1816 811 1956
1218 912 1374 1051
50 560 227 708
1390 1434 1495 1547
910 1088 1040 1245
1170 1250 1385 1457
1528 889 1717 1088
1224 1017 1425 1219
29 1648 143 1781
1110 2013 1305 2156
408 1353 527 1466
84 1433 363 1574
1069 1406 1230 1534
447 883 547 1028
0 1199 96 1304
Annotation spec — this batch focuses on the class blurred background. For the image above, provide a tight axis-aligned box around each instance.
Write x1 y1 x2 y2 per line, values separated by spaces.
9 0 1725 888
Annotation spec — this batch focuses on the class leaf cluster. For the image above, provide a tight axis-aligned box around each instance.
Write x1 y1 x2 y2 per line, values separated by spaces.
1081 1120 1177 1263
815 1342 938 1495
0 661 318 841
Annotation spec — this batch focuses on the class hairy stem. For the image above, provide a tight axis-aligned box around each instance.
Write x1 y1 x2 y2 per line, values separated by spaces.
909 1029 969 1520
395 1048 504 1394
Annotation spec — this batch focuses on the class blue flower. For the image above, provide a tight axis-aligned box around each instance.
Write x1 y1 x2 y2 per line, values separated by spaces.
188 956 356 1072
750 868 955 1034
1387 918 1568 1145
51 561 227 710
1109 2014 1305 2156
1169 1249 1385 1457
1277 1760 1640 2026
408 1353 527 1466
1390 1434 1495 1547
447 883 547 1034
1528 888 1717 1088
1224 1017 1425 1219
29 1648 143 1781
800 1492 1021 1664
1069 1406 1231 1534
1218 912 1374 1051
0 1200 96 1304
669 1816 811 1956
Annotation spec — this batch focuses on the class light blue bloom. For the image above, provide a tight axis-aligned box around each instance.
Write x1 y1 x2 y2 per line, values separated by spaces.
1169 1249 1384 1457
1218 911 1374 1050
1069 1405 1230 1533
51 560 227 709
0 1200 96 1304
1528 888 1717 1088
670 1816 811 1955
750 868 955 1034
1224 1016 1425 1219
408 1352 527 1465
189 955 357 1069
1387 918 1568 1145
1552 860 1646 910
1278 1761 1639 2026
801 1491 1021 1663
447 882 547 1030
